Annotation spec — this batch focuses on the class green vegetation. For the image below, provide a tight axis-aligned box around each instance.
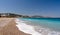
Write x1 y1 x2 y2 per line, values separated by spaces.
0 13 50 18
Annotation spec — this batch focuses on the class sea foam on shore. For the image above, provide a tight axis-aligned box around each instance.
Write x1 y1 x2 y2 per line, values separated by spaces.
15 18 41 35
15 18 60 35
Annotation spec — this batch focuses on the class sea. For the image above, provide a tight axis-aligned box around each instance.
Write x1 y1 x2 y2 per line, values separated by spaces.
15 18 60 35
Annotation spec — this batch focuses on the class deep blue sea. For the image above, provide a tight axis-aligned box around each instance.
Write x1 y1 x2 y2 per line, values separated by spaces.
19 18 60 32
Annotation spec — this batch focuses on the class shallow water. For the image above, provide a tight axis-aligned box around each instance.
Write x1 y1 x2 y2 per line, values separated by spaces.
16 18 60 35
19 18 60 31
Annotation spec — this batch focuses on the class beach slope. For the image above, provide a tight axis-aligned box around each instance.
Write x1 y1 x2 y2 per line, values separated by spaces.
0 18 30 35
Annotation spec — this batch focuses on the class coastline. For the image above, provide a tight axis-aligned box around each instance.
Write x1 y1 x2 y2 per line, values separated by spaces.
15 18 41 35
16 18 60 35
0 18 60 35
0 18 30 35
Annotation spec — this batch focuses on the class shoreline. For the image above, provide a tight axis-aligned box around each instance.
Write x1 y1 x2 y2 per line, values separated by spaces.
0 18 30 35
15 18 41 35
16 18 60 35
0 18 60 35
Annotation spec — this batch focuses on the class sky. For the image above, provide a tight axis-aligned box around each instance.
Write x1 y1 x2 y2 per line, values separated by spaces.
0 0 60 17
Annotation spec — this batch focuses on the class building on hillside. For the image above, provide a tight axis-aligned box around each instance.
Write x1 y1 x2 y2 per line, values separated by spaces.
0 13 22 17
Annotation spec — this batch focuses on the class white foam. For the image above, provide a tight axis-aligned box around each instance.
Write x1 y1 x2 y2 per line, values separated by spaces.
15 18 60 35
15 18 41 35
48 31 60 35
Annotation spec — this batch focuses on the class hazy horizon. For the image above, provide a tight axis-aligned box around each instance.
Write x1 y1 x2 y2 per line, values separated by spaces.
0 0 60 17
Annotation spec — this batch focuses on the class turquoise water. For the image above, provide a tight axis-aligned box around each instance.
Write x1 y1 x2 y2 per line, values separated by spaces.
19 18 60 32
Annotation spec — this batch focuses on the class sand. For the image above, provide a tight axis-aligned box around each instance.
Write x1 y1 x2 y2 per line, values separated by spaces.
16 19 42 35
0 18 30 35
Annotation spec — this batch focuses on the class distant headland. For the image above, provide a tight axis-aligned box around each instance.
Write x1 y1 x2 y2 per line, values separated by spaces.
0 13 52 18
